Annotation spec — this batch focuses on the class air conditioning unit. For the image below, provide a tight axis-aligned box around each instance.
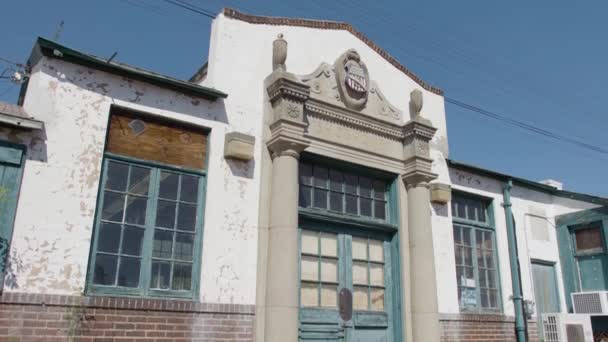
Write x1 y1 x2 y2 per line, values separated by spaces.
572 291 608 314
542 313 593 342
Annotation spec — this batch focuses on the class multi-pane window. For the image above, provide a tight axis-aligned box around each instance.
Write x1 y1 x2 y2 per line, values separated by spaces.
150 171 199 291
452 193 500 312
89 111 207 298
300 230 339 308
352 237 385 311
92 160 203 296
94 162 151 288
299 162 388 221
299 231 387 312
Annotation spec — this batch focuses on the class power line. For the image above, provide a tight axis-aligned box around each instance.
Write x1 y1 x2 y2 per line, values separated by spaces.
445 97 608 155
0 56 22 67
128 1 608 156
120 0 168 17
162 0 215 19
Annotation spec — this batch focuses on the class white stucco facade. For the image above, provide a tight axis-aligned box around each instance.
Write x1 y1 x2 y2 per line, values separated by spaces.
4 56 260 305
433 165 600 318
1 8 607 342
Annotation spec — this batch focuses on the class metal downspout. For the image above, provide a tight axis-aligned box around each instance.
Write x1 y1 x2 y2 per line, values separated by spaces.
503 179 527 342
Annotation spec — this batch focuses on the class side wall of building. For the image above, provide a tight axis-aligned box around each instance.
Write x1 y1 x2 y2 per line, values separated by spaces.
433 166 598 341
0 56 258 340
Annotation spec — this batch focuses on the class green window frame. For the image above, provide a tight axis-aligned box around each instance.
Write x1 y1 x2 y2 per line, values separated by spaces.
299 161 389 221
297 156 402 342
452 192 502 313
86 155 206 299
571 222 605 256
0 141 26 292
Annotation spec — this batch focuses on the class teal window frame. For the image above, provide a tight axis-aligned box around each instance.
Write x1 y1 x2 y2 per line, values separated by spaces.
556 207 608 311
571 222 606 257
299 160 389 222
297 155 403 342
0 140 27 293
451 191 503 313
86 153 206 300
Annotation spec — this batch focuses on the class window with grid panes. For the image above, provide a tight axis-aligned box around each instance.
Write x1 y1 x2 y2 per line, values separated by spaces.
88 111 207 299
452 193 500 312
352 237 386 311
299 162 388 221
300 230 339 308
299 231 387 312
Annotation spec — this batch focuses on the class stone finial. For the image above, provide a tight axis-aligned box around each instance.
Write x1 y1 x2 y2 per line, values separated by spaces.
272 33 287 71
410 89 423 116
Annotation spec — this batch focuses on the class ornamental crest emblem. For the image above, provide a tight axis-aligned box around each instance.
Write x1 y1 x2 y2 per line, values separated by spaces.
345 61 367 93
335 49 370 111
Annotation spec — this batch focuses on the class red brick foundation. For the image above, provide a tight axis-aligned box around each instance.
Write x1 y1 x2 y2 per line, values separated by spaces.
0 292 254 341
440 313 539 342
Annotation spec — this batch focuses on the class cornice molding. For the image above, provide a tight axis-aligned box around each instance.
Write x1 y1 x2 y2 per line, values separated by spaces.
305 99 404 141
266 72 310 105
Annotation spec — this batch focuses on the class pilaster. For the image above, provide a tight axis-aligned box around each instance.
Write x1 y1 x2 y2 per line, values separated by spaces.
400 114 441 342
263 67 310 342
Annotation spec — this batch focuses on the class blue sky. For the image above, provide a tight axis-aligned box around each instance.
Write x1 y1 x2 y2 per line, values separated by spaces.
1 0 607 196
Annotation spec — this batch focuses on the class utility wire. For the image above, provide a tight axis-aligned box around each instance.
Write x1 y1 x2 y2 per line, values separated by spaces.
145 1 608 156
445 97 608 155
0 56 22 67
162 0 215 19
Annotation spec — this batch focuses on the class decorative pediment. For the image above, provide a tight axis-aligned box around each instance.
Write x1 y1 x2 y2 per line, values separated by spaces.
265 36 437 177
298 49 403 125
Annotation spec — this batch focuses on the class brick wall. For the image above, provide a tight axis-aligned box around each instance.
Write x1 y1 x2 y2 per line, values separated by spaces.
440 313 539 342
0 292 254 341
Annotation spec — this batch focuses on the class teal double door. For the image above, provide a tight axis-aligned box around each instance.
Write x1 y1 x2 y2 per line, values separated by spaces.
0 142 26 291
298 222 398 342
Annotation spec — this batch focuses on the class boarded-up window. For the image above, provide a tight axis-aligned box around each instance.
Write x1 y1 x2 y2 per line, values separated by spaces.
574 225 604 254
106 111 207 170
529 215 550 241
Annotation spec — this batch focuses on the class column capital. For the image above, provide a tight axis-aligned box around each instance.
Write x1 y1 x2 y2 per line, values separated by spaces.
402 116 437 160
265 72 310 125
266 72 310 104
267 119 310 159
401 156 438 189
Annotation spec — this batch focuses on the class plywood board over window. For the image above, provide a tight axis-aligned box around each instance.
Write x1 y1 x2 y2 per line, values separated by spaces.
106 111 207 170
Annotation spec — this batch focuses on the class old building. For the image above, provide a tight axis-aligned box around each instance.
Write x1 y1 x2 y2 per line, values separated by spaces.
0 8 606 342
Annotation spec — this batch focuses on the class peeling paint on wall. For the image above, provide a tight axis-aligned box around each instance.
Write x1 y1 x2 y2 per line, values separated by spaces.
6 57 262 305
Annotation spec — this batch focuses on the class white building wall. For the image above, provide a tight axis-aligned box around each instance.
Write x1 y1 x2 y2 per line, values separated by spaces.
434 166 599 317
4 56 260 305
201 13 449 158
6 12 451 306
9 11 598 326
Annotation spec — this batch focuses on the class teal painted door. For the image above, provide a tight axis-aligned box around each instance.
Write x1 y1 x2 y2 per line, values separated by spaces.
0 143 25 291
577 255 608 290
532 262 560 338
299 229 395 342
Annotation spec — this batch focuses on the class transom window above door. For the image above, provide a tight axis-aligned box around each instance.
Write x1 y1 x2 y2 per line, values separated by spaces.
299 161 389 221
